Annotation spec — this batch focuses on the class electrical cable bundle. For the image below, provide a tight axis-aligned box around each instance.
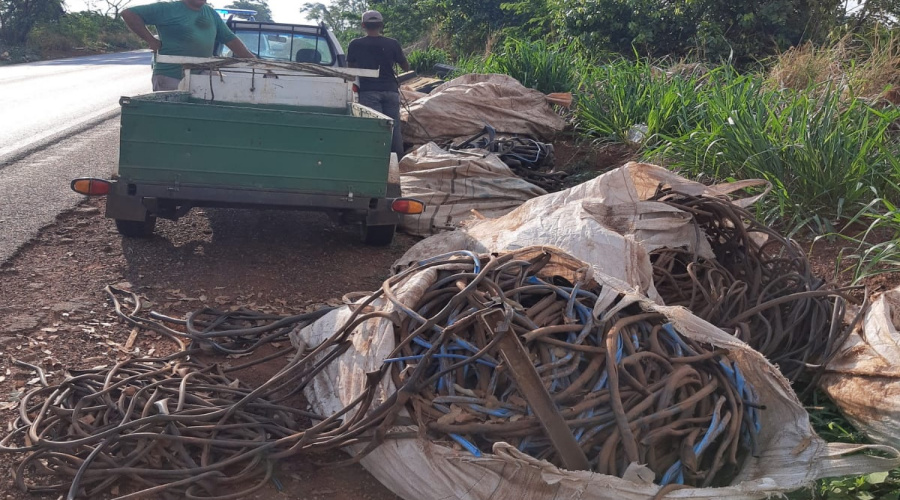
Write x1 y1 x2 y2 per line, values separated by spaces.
387 250 760 487
1 249 761 498
449 125 567 191
646 190 863 386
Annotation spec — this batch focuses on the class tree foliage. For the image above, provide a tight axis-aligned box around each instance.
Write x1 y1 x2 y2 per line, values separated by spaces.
224 0 273 23
100 0 132 20
300 0 368 45
846 0 900 30
551 0 843 63
0 0 64 43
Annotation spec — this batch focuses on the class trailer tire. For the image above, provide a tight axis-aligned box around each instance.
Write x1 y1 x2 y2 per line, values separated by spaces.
362 224 396 246
115 216 157 238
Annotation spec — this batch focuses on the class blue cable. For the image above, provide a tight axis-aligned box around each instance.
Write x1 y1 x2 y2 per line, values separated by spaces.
449 433 482 457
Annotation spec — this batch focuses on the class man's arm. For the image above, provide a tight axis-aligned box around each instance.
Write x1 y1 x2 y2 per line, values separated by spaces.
346 39 358 68
395 42 410 72
121 9 161 52
224 38 256 58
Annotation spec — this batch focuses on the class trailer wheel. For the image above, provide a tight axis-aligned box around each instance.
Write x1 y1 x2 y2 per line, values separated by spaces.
362 224 396 246
115 216 157 238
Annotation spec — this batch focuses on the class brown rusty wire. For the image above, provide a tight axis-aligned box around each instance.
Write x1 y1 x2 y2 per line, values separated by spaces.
647 189 864 387
385 250 759 487
1 248 759 497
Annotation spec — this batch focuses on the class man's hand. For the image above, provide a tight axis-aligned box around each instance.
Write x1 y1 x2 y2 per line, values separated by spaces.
224 38 256 59
121 10 161 53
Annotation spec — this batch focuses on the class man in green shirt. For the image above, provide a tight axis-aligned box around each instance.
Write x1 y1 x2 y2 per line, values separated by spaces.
122 0 255 91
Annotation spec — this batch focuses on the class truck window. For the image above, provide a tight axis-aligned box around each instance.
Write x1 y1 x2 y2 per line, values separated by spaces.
221 31 335 66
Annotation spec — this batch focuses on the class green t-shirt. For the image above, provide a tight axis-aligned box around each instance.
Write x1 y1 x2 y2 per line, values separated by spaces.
129 1 237 79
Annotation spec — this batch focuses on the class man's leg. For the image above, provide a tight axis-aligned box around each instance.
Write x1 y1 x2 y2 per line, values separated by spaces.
381 91 404 157
357 92 383 113
151 75 182 91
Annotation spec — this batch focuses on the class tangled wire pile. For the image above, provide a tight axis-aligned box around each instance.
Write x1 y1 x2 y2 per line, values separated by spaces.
449 125 567 191
388 250 760 487
1 249 760 498
648 190 861 385
0 288 344 499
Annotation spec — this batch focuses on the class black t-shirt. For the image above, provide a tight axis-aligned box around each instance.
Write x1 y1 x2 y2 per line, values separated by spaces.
347 35 407 92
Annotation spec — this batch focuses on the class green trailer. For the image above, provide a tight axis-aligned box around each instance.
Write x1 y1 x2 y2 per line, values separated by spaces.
72 23 421 246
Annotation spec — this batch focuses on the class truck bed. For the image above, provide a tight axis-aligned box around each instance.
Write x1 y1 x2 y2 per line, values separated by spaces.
117 92 393 198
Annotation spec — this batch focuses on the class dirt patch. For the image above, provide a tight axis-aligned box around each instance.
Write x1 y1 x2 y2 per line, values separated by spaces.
801 224 900 299
553 138 637 187
0 197 409 499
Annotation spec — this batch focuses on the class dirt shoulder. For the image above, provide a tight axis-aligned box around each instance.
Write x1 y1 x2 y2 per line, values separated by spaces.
0 197 408 499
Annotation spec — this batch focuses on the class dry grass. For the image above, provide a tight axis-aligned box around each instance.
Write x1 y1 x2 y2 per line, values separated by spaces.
768 33 900 102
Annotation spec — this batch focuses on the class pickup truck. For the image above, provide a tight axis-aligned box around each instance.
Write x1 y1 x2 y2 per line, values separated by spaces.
71 22 421 246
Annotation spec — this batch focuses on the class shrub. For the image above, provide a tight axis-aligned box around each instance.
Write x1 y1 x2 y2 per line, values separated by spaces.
27 12 142 56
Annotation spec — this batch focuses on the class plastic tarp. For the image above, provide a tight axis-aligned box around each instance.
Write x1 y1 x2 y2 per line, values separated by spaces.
291 247 899 500
401 73 567 146
395 162 771 303
821 286 900 449
398 143 547 237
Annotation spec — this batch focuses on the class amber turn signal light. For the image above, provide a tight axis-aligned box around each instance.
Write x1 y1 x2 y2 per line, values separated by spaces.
391 198 425 214
71 178 111 196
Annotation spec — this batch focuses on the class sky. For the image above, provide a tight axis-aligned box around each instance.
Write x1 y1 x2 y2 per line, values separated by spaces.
64 0 314 24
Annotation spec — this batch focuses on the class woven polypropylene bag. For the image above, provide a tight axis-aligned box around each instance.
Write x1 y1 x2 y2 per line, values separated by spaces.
292 247 899 500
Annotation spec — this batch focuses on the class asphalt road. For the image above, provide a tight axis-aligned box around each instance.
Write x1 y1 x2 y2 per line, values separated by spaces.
0 51 153 263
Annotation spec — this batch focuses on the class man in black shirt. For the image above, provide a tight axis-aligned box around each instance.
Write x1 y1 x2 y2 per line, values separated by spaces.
347 10 410 158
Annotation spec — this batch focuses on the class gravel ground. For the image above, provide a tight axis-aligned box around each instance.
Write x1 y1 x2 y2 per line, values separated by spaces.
0 197 410 499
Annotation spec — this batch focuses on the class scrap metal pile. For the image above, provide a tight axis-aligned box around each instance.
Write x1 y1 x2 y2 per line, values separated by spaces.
389 251 760 486
647 190 859 386
447 125 567 191
0 249 760 497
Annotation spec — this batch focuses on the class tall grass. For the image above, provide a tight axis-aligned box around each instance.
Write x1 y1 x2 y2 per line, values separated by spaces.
457 38 584 93
816 197 900 285
451 36 900 236
407 47 450 75
575 60 716 146
769 32 900 102
650 82 900 229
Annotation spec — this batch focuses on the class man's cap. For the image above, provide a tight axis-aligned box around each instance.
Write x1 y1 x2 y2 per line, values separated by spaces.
362 10 383 23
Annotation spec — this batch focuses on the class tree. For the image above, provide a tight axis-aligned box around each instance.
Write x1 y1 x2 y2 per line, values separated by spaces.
845 0 900 30
225 0 273 22
0 0 64 44
300 0 368 45
102 0 132 19
550 0 842 63
374 0 530 53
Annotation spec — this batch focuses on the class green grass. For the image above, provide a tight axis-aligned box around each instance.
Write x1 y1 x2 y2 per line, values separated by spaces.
575 59 716 146
815 197 900 285
789 393 900 499
407 47 450 76
454 38 584 93
27 12 142 56
656 82 900 230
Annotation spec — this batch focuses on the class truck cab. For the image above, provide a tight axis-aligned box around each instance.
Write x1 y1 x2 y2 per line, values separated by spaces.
217 21 347 67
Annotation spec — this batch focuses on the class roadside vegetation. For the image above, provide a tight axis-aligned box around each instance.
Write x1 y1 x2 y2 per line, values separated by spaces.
410 32 900 289
393 6 900 498
0 0 270 63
